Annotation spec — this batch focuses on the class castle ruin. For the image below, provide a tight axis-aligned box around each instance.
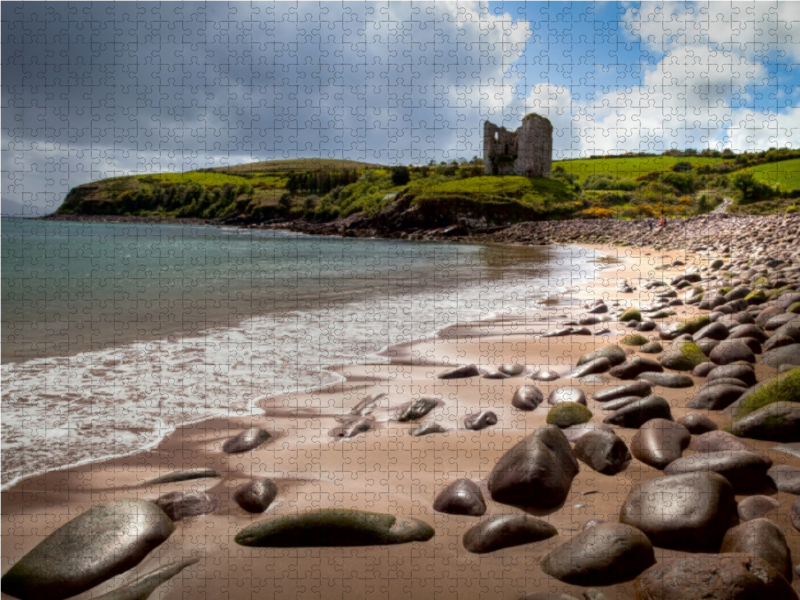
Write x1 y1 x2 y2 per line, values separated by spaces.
483 113 553 178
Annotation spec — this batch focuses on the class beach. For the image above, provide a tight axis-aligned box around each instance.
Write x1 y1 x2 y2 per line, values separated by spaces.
2 224 800 599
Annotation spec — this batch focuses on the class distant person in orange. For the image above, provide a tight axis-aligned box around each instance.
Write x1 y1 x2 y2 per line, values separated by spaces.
659 218 665 227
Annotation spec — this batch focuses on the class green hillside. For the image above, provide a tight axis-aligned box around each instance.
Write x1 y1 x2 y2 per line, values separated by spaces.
749 158 800 189
556 156 729 180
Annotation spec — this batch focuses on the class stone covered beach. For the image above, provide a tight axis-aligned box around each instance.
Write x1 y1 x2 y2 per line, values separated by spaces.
2 213 800 600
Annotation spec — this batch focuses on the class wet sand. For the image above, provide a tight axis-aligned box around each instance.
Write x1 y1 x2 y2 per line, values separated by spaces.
2 242 799 600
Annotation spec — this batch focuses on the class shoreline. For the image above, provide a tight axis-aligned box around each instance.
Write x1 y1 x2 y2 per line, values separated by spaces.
2 225 799 599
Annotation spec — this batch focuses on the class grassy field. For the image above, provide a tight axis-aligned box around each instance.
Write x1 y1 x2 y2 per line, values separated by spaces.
553 156 729 180
749 158 800 189
211 158 381 172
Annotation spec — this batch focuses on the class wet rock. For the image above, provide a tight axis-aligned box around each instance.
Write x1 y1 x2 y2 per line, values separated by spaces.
548 386 586 405
603 395 673 428
222 428 272 454
433 479 486 517
438 364 481 379
692 362 716 377
464 410 498 430
576 345 626 367
636 372 695 388
462 514 557 554
500 363 526 376
541 523 656 586
767 465 800 494
756 305 785 327
660 340 707 371
688 430 754 452
619 472 736 550
530 369 560 382
236 509 435 547
708 363 757 386
592 381 652 402
721 518 793 581
630 419 690 470
637 321 657 332
693 322 730 341
588 303 608 314
561 422 614 444
609 357 663 380
730 402 800 443
410 422 447 437
764 334 797 353
234 479 278 514
762 343 800 368
144 469 221 485
696 339 721 356
687 383 745 410
547 402 593 428
512 385 544 411
620 333 649 346
633 553 797 600
396 397 438 422
92 559 199 600
677 413 718 434
730 324 770 342
663 451 772 493
601 395 643 413
0 499 175 600
570 357 612 378
709 340 756 365
351 392 389 416
792 496 800 532
640 341 663 353
482 369 510 379
154 491 220 521
737 495 781 521
488 426 579 508
573 429 632 475
765 314 800 331
331 416 373 438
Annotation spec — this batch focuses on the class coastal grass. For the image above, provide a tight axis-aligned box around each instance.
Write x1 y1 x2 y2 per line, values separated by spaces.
553 156 729 180
749 158 800 189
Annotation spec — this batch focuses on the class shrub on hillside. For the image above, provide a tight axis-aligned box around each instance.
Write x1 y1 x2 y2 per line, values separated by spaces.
582 207 615 219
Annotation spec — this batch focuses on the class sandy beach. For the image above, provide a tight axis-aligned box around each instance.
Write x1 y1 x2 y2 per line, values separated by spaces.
2 239 799 600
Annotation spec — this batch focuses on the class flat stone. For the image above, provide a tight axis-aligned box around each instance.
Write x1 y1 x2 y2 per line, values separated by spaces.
609 357 663 380
663 451 772 493
500 364 526 376
620 472 736 550
592 381 652 402
154 491 220 521
633 553 797 600
464 410 498 430
636 372 695 388
222 428 272 453
772 442 800 459
234 479 278 514
433 479 486 517
640 341 663 353
767 465 800 494
709 340 756 365
603 395 673 429
462 514 557 554
482 370 510 379
330 416 373 438
677 413 718 434
512 385 544 411
561 422 614 444
708 364 757 386
438 364 481 379
530 369 560 382
687 384 745 410
488 426 579 509
92 559 199 600
730 401 800 443
396 397 438 422
630 419 690 470
235 509 435 547
0 499 175 600
600 395 642 412
720 518 793 581
548 386 586 405
573 429 632 475
570 357 612 378
410 422 447 437
144 469 221 485
737 495 780 521
541 523 656 586
688 430 754 452
762 343 800 368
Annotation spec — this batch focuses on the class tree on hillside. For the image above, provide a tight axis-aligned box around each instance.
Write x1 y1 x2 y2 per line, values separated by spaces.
391 166 411 186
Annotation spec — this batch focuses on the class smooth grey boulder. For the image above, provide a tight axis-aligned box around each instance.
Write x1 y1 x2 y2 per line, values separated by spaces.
488 426 579 508
433 479 486 517
235 509 435 547
695 339 720 356
693 321 730 341
677 413 718 434
633 553 797 600
609 357 663 380
663 451 772 493
603 395 673 428
636 372 695 388
222 428 272 453
619 472 736 550
630 419 690 470
709 340 756 365
687 384 745 410
410 422 447 437
541 523 656 586
234 479 278 514
730 324 770 342
720 518 793 581
737 495 780 522
765 314 800 331
547 386 586 405
462 514 557 554
688 430 754 452
0 499 174 600
154 491 220 521
530 369 560 382
764 334 797 353
592 381 651 402
438 364 480 379
482 369 510 380
570 357 612 378
757 305 785 327
700 376 748 389
729 401 800 442
692 362 716 377
144 469 221 485
561 422 614 444
576 344 627 367
768 465 800 494
500 363 526 376
640 341 663 353
464 410 498 430
599 395 641 412
92 559 199 600
573 429 632 475
762 343 800 368
396 397 438 422
512 385 544 411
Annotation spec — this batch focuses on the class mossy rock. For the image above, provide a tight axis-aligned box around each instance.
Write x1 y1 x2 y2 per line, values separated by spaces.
235 509 435 547
640 341 663 354
546 402 593 428
729 401 800 442
672 315 711 336
733 367 800 421
650 310 677 319
754 277 770 287
744 290 768 305
620 308 642 322
621 334 649 346
719 286 733 296
710 259 724 270
788 302 800 314
576 345 626 367
660 340 706 371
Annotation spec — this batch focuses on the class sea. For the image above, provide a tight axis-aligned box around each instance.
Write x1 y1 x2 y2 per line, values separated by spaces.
0 217 595 488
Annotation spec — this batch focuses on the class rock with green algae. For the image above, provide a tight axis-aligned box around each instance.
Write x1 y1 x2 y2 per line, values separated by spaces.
621 333 649 346
730 402 800 442
745 289 768 305
733 367 800 421
665 315 711 337
619 308 641 322
640 341 663 354
660 340 706 371
576 344 626 367
788 301 800 314
546 402 593 428
235 509 435 547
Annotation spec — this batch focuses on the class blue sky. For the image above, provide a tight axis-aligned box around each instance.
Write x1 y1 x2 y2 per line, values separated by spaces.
2 1 799 215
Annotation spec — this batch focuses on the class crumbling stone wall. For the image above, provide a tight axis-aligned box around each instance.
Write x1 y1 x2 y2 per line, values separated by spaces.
483 113 553 178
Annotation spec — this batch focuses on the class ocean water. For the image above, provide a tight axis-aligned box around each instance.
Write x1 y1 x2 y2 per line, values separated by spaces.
1 218 592 488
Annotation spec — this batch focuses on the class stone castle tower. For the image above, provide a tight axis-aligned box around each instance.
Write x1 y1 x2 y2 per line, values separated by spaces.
483 113 553 177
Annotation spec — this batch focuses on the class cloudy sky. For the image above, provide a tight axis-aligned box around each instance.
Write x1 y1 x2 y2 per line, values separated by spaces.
2 1 799 215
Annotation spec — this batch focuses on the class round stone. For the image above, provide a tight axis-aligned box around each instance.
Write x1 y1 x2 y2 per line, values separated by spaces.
548 386 586 405
433 479 486 517
462 514 557 554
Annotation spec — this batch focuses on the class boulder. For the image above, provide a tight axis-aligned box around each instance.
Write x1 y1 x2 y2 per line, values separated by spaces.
709 341 756 365
767 465 800 494
234 479 278 514
548 387 586 405
688 430 754 452
592 381 652 403
636 372 695 387
708 364 757 386
663 451 772 493
730 324 770 342
396 397 438 422
603 395 673 428
696 339 721 355
464 410 498 431
792 496 800 532
500 363 526 376
547 402 593 428
0 499 174 600
729 367 799 421
687 384 745 410
573 429 632 475
762 344 800 368
576 345 626 367
693 322 730 341
620 308 642 322
488 427 579 508
541 523 656 586
737 495 780 522
692 362 716 377
235 509 435 547
462 514 557 554
660 340 707 371
677 412 718 434
609 357 663 380
438 364 481 379
621 333 649 346
512 385 544 411
730 402 800 443
154 491 220 521
433 479 486 517
630 419 690 470
640 341 663 353
222 428 272 453
633 554 797 600
721 519 793 581
561 422 614 444
619 472 736 550
570 357 612 378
